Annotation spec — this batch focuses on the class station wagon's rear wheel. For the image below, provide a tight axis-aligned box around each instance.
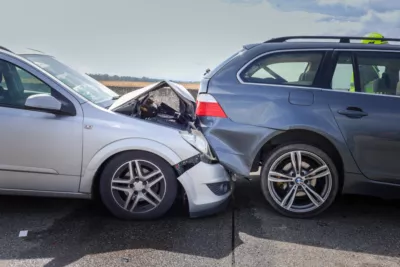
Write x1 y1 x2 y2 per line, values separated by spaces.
261 144 339 218
99 151 177 220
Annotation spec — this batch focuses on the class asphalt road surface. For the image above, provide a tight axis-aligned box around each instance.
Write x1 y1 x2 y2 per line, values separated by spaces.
1 176 400 267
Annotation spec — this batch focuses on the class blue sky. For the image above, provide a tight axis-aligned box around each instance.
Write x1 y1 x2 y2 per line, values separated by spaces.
1 0 399 81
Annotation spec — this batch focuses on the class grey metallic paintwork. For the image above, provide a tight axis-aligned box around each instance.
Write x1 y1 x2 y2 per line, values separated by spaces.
202 41 400 193
199 116 283 176
322 83 400 184
200 44 365 177
342 173 400 199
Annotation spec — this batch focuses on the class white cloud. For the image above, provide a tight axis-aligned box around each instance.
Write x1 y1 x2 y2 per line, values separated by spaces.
318 0 400 11
317 0 370 7
263 0 400 38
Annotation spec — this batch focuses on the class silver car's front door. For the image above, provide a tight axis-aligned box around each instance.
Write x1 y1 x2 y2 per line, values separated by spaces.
0 55 83 192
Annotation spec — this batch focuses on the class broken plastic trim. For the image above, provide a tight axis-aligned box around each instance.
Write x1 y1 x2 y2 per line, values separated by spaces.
174 154 201 176
174 153 218 176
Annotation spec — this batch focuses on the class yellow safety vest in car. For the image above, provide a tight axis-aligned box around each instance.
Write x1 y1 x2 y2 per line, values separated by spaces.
349 65 380 93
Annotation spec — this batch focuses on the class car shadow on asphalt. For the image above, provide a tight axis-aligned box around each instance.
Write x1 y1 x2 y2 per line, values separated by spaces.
0 176 400 266
0 194 233 267
233 176 400 259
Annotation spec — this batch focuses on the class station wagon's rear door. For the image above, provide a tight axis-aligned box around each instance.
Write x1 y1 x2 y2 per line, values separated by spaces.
323 49 400 184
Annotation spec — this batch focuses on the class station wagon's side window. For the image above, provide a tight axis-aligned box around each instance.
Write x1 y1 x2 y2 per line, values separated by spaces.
239 52 324 86
355 52 400 96
0 59 52 108
332 51 400 96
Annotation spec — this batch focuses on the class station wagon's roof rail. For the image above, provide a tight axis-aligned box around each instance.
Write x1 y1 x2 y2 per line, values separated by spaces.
265 36 400 44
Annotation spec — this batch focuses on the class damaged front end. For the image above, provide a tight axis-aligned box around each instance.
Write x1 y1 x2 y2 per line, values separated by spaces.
108 80 244 181
109 80 197 132
108 80 220 164
108 80 233 217
108 80 217 162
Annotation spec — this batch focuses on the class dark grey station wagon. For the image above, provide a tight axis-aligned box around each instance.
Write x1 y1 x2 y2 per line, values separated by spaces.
196 35 400 218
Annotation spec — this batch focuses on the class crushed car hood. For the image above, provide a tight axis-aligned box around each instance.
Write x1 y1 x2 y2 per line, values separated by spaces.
108 80 196 119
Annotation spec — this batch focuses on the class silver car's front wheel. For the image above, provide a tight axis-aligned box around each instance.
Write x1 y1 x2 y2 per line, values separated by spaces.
261 144 339 218
111 160 166 214
100 151 177 220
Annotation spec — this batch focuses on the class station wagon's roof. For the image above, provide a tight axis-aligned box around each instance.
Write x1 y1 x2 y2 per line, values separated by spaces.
249 41 400 52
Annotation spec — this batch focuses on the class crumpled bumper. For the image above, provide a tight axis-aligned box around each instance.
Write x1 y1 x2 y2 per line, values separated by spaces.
177 161 232 218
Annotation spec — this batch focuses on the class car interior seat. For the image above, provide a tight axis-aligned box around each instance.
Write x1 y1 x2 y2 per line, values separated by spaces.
384 66 399 89
396 81 400 95
370 75 390 94
371 66 399 95
298 70 317 85
299 71 316 81
0 72 6 101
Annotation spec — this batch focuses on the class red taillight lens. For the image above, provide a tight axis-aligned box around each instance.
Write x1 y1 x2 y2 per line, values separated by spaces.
195 94 227 118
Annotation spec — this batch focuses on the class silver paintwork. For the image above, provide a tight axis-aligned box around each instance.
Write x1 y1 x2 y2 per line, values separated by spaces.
0 50 231 216
267 150 332 213
178 161 231 216
25 94 62 111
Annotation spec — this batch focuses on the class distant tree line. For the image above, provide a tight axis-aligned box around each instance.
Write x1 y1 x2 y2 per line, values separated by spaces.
87 73 198 83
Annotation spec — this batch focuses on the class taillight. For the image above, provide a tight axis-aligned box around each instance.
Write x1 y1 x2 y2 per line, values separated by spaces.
196 94 227 118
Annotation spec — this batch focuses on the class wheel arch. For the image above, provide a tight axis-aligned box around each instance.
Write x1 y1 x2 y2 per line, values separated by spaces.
253 129 345 190
79 138 183 195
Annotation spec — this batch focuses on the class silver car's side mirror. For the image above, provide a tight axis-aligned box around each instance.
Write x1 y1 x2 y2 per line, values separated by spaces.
25 94 62 113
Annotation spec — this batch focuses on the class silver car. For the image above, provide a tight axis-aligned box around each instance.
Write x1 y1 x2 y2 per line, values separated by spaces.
0 47 232 220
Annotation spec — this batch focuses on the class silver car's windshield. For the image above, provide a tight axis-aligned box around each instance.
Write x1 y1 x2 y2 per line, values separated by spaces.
21 54 119 105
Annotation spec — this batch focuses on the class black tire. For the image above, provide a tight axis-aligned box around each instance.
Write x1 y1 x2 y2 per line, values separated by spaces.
261 144 339 218
99 151 177 220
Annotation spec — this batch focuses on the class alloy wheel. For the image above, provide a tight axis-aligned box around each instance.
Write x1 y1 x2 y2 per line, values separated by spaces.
267 150 332 213
111 160 166 213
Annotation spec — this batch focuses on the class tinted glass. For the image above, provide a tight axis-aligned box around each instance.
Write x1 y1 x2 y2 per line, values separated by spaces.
240 52 324 86
0 59 52 108
355 52 400 95
22 54 118 105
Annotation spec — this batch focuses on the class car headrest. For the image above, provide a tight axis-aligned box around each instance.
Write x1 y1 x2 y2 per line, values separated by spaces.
381 73 390 88
397 81 400 95
299 71 317 82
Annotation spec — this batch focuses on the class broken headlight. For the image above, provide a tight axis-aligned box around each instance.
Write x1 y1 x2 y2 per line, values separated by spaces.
179 129 216 161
